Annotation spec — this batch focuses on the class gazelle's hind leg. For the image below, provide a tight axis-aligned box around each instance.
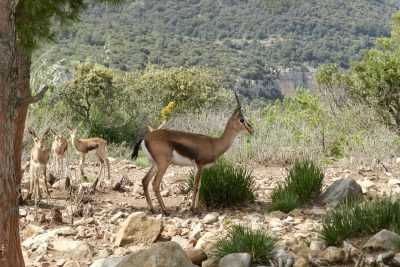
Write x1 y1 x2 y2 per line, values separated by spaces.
152 162 169 215
43 166 51 199
79 153 86 178
28 162 34 200
191 165 203 213
142 165 157 212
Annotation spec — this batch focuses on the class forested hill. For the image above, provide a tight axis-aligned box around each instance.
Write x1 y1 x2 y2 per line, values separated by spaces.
36 0 399 97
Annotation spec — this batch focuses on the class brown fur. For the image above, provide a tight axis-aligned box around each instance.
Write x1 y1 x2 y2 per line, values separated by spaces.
140 106 253 214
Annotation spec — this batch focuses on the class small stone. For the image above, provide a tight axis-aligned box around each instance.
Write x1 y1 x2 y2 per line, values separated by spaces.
189 223 203 241
110 211 125 224
202 258 219 267
218 253 251 267
320 178 362 206
115 212 162 247
202 212 219 224
320 246 345 263
63 261 80 267
309 240 326 251
195 232 220 254
293 257 308 267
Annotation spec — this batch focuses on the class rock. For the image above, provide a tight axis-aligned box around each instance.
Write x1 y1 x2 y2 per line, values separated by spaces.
117 241 196 267
391 253 400 267
89 257 125 267
309 240 326 251
195 232 220 254
22 224 44 239
218 253 251 267
189 223 203 241
54 226 77 236
111 211 125 224
363 229 400 252
316 247 345 264
202 258 219 267
22 230 57 250
171 236 192 249
202 212 219 224
273 248 295 267
293 257 308 267
320 178 362 206
63 261 80 267
185 249 207 265
115 212 162 246
52 238 92 259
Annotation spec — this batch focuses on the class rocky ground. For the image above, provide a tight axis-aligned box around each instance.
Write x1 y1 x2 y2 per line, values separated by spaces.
19 157 400 267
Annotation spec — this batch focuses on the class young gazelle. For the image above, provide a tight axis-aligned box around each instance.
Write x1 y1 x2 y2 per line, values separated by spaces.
68 128 110 188
132 93 253 215
50 130 68 178
27 127 52 202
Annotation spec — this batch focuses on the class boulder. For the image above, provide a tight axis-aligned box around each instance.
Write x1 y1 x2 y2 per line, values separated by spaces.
364 229 400 252
185 249 207 265
116 241 196 267
114 212 162 246
195 232 221 254
171 236 192 249
202 212 219 224
90 257 125 267
52 238 92 259
218 253 251 267
320 178 362 206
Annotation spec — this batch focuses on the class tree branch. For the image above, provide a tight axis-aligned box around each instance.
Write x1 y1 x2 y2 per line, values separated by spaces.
17 85 49 106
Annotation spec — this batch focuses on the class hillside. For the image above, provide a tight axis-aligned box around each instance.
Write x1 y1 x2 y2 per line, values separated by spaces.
35 0 399 98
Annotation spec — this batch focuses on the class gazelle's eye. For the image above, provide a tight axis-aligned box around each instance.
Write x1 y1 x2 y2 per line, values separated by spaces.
240 118 244 123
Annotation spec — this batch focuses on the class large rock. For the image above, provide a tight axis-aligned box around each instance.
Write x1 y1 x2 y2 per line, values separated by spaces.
320 178 362 206
218 253 251 267
115 212 162 246
185 249 207 265
90 257 125 267
364 229 400 252
195 232 220 254
52 238 92 259
116 241 196 267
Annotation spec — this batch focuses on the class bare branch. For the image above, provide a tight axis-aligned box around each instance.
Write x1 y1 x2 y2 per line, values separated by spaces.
17 85 49 106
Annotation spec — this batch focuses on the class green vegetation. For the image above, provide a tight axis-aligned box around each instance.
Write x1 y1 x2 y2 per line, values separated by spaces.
32 0 398 99
320 198 400 246
186 160 255 207
31 62 227 143
270 160 324 213
215 225 276 264
317 12 400 135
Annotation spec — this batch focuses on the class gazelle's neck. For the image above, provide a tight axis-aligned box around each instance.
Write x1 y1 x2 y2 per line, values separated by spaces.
214 121 239 157
71 133 79 149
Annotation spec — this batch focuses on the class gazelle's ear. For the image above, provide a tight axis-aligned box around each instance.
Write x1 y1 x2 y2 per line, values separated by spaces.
28 127 38 138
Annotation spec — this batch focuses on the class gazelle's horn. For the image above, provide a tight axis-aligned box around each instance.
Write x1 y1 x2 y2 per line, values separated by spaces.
234 90 242 110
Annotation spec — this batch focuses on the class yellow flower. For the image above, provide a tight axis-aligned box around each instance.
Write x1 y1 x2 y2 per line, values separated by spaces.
160 101 176 121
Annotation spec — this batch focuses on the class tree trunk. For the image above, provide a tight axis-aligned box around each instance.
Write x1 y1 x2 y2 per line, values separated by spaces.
0 0 25 266
14 50 31 200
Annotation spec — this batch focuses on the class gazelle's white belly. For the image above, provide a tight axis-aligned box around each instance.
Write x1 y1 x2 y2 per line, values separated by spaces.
171 150 196 167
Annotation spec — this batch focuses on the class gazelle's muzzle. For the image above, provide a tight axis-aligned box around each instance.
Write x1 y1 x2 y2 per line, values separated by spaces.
244 121 253 135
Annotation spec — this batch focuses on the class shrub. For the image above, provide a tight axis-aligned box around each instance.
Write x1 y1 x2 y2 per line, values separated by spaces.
320 198 400 246
215 225 276 264
186 160 255 207
270 159 324 212
270 185 299 213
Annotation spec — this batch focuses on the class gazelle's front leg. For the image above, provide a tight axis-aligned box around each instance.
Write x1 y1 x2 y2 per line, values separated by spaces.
191 165 203 213
43 166 51 199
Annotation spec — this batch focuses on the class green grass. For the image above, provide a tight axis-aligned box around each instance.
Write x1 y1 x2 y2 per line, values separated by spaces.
186 159 255 207
320 197 400 246
270 159 324 213
215 225 276 264
134 152 150 168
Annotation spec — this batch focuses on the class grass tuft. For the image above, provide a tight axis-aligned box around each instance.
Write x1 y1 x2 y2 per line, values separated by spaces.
186 159 255 207
270 159 324 212
215 225 276 264
320 197 400 246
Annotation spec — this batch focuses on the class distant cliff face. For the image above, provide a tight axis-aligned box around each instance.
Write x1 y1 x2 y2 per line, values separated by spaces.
236 67 315 100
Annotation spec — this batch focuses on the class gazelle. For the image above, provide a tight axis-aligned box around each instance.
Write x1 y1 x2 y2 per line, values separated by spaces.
68 127 110 188
27 127 52 203
50 130 68 178
132 92 253 215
